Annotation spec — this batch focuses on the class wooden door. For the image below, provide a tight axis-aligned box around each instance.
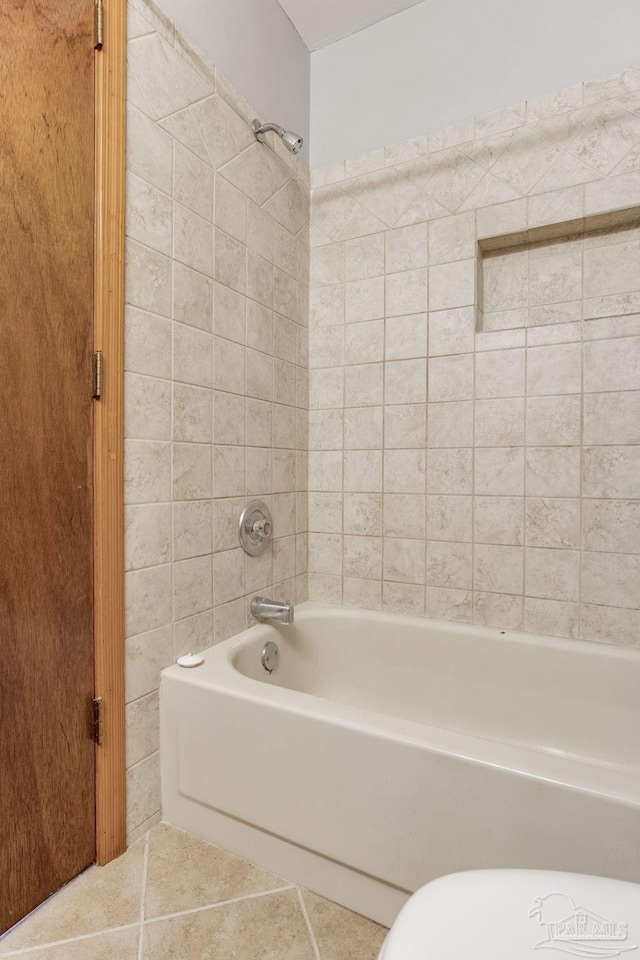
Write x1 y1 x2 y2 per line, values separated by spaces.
0 0 97 934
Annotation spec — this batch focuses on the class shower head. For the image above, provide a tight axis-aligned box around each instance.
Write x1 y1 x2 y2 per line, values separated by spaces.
280 129 304 154
252 119 304 155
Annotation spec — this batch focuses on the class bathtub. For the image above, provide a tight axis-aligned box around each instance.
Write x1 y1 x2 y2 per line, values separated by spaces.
160 602 640 926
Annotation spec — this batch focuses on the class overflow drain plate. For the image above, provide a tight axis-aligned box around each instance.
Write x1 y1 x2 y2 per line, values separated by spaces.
261 641 279 674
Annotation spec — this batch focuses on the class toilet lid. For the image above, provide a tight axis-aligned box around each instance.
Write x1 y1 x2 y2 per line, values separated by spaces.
381 870 640 960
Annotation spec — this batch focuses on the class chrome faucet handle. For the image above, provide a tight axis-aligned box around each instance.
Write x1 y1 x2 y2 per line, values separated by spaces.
251 517 272 538
239 500 273 557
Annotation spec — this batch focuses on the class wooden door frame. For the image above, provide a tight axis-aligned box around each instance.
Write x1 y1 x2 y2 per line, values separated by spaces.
94 0 127 864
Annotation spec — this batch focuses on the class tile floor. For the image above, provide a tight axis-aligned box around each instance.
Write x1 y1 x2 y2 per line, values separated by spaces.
0 824 387 959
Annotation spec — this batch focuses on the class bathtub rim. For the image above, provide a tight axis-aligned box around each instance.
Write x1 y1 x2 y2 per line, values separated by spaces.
172 601 640 672
162 602 640 806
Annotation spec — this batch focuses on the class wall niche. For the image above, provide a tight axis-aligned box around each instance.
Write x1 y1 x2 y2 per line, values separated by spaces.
477 207 640 334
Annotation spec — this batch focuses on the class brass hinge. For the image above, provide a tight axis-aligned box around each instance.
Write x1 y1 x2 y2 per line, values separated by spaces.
95 0 104 50
92 351 103 399
92 697 104 745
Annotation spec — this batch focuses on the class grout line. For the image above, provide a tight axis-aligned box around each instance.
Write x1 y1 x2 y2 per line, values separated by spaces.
127 233 210 278
579 226 586 640
470 240 478 623
522 250 530 631
137 831 151 960
169 134 178 658
297 888 323 960
341 240 347 602
381 231 388 612
149 87 219 128
142 884 297 926
423 225 429 618
522 226 545 625
0 922 142 957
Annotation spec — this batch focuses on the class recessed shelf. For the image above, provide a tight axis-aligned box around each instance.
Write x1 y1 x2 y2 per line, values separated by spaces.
475 204 640 333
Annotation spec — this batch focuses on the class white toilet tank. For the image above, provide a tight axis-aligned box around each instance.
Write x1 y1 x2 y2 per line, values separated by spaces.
380 870 640 960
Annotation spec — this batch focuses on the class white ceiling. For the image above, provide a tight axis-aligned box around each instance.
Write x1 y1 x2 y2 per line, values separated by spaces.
277 0 427 51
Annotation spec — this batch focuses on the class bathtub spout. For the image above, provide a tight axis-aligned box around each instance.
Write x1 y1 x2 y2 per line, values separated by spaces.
250 596 294 625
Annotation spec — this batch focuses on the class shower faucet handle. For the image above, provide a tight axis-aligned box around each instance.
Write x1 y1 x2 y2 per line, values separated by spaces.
251 517 271 539
239 500 273 557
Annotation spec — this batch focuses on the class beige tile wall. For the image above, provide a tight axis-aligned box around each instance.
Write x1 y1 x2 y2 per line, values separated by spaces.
124 0 309 842
308 68 640 649
123 9 639 844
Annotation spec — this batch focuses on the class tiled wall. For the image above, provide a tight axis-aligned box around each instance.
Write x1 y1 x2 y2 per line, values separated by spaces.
124 0 310 842
123 5 639 844
308 69 640 649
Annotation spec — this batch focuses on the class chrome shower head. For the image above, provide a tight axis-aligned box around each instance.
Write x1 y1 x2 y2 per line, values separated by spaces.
252 119 304 155
280 129 304 154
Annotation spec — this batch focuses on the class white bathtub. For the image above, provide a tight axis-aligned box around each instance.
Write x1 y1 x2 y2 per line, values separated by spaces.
161 602 640 926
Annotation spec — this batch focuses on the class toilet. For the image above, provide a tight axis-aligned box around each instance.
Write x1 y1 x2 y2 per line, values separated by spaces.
379 869 640 959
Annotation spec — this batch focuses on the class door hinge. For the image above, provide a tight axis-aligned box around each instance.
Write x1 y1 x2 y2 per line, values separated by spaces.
95 0 104 50
92 697 104 745
92 351 103 399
